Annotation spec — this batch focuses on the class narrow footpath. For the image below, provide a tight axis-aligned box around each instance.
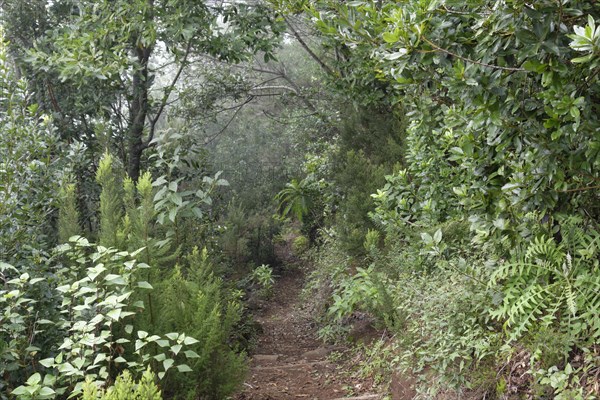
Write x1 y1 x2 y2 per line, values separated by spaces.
234 269 383 400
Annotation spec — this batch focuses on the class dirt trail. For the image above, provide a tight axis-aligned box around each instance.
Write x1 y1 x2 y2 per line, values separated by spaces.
234 269 382 400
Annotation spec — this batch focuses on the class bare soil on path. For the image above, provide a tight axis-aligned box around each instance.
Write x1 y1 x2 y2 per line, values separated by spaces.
234 268 383 400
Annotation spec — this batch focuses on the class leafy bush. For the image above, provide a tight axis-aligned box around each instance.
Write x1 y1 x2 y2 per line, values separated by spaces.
250 264 275 299
1 237 198 399
291 235 309 256
0 34 60 264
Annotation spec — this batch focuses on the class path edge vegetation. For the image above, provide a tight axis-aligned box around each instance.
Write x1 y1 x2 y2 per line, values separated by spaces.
271 0 600 398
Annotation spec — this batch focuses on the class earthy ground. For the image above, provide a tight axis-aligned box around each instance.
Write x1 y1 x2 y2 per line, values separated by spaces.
233 268 385 400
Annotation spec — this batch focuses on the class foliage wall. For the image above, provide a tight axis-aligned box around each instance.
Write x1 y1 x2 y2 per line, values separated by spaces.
272 0 600 397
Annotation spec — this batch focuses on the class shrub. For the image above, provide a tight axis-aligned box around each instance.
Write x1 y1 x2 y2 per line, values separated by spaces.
152 248 247 399
81 369 161 400
250 264 275 299
489 217 600 342
1 237 198 399
291 235 309 256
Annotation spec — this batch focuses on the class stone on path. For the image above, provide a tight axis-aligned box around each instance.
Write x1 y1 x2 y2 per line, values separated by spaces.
253 354 280 363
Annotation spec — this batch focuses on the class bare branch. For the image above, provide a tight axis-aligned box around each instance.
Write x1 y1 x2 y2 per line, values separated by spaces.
145 39 193 148
249 85 298 96
284 15 336 77
203 96 255 146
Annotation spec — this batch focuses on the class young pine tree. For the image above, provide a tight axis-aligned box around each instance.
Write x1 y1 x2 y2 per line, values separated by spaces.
154 248 246 399
58 181 80 243
96 153 123 248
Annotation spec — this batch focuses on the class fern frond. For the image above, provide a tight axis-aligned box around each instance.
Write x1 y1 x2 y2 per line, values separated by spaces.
490 221 600 341
565 283 577 317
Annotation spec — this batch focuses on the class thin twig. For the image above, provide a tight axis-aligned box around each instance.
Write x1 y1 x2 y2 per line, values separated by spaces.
145 39 193 148
421 36 526 72
558 185 600 193
284 15 336 77
262 110 319 124
203 96 254 146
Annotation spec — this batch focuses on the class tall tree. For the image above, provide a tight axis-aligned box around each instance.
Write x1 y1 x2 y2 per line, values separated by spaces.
7 0 284 180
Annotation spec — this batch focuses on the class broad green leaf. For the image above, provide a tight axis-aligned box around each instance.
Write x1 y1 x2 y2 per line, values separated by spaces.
176 364 193 373
163 359 174 371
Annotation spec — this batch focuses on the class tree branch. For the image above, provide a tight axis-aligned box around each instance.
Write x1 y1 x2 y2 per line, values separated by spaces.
203 96 255 146
558 185 600 193
249 85 298 96
421 36 526 72
145 39 193 148
284 16 336 77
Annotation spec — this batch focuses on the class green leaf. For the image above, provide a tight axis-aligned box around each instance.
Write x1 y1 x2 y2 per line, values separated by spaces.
382 30 399 43
571 54 593 63
176 364 193 373
107 308 121 320
27 373 42 385
39 358 54 368
104 274 126 285
184 350 200 358
433 229 442 244
137 281 153 289
168 207 178 223
38 387 56 398
163 358 174 371
522 60 546 73
170 344 182 355
183 336 199 345
11 386 29 396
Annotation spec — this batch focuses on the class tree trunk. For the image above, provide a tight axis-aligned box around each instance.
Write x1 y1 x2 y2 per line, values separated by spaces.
127 46 152 182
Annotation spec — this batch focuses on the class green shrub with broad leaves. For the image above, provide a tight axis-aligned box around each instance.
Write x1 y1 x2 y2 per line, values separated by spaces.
1 237 198 399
